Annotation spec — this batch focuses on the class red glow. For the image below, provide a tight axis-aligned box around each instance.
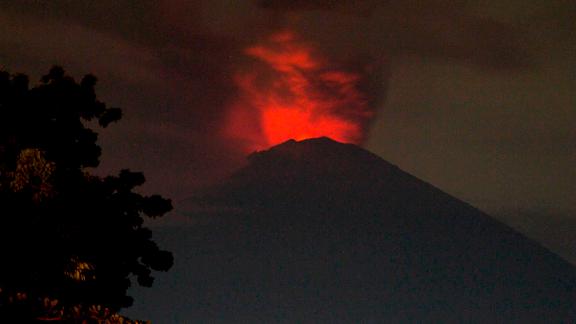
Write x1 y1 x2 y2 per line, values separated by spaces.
224 31 372 152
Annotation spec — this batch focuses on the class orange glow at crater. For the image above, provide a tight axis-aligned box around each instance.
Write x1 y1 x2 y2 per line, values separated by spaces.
224 31 372 152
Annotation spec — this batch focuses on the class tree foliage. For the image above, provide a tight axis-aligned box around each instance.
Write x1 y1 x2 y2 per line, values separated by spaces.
0 67 173 322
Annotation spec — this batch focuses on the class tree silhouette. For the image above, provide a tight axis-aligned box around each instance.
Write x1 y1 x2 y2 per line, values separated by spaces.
0 66 173 322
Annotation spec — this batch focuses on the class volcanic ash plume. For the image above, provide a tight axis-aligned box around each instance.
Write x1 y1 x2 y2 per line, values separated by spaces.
223 31 379 152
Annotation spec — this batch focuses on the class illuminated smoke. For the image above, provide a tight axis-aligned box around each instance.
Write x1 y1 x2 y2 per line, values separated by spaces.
223 31 376 152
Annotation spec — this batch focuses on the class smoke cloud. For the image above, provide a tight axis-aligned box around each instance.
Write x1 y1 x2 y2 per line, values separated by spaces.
0 0 530 199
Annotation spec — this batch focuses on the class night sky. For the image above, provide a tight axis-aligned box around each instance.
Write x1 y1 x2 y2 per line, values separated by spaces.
1 0 575 317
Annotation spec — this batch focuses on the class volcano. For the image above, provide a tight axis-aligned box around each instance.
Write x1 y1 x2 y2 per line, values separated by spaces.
136 137 576 322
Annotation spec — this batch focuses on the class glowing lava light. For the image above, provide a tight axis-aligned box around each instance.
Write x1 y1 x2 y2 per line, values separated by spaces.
225 31 372 152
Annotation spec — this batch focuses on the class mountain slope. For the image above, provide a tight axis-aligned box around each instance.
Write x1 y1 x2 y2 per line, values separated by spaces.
147 137 576 323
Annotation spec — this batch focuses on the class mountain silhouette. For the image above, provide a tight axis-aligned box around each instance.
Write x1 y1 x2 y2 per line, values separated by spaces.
136 137 576 323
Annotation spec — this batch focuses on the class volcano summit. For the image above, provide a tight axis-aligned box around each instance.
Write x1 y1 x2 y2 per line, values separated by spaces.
134 137 576 323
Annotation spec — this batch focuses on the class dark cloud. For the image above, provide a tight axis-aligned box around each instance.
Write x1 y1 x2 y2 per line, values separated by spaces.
256 0 345 10
0 0 534 200
275 0 531 70
2 1 158 45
